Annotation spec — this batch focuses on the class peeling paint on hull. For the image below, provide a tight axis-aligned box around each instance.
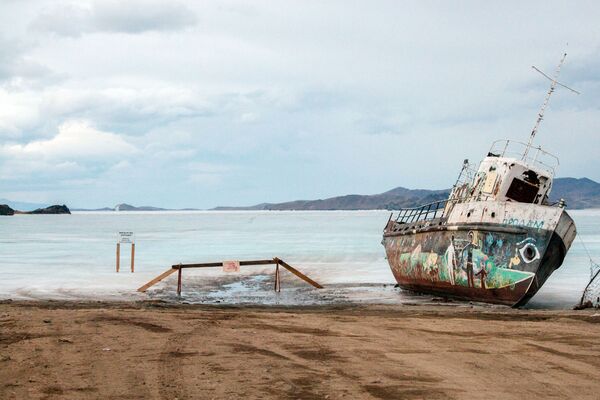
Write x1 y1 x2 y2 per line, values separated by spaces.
383 220 569 307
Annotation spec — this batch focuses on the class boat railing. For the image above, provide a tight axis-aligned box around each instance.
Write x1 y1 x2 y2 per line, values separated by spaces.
390 189 562 228
391 193 484 225
488 139 559 174
393 199 450 224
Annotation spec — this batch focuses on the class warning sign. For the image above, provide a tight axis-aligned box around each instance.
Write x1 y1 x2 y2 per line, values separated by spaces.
222 260 240 273
117 231 135 244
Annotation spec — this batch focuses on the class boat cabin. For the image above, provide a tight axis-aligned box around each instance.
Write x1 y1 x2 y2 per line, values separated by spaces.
452 140 558 206
387 140 561 228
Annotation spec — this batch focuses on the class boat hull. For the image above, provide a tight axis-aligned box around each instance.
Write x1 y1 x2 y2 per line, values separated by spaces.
383 219 571 307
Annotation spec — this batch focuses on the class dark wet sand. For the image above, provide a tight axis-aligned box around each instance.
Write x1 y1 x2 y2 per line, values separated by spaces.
1 301 599 399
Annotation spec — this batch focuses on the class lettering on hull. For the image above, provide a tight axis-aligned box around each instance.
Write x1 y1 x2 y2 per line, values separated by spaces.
502 218 544 230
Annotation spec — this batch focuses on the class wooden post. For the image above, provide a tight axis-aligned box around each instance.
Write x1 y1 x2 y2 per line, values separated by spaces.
131 243 135 273
137 268 178 292
116 243 120 272
277 265 281 292
277 259 323 289
274 263 281 292
177 267 182 297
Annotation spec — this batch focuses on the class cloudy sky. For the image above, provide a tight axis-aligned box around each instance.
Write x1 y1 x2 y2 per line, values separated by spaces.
0 0 599 209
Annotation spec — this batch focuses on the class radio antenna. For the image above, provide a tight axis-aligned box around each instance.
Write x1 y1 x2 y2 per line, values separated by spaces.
523 52 580 159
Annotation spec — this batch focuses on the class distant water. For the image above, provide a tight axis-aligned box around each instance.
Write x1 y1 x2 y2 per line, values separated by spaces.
0 210 598 308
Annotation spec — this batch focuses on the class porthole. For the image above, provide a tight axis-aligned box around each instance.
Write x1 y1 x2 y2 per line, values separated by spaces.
466 212 471 218
491 212 496 218
519 243 540 263
524 246 535 260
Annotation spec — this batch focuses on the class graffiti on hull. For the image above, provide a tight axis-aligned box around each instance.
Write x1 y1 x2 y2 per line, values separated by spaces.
502 217 545 230
385 229 548 290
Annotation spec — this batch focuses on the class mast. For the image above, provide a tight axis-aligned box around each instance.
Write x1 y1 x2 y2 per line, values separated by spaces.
523 52 580 159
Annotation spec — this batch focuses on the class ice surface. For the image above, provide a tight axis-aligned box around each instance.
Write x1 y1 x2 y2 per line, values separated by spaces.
0 210 597 309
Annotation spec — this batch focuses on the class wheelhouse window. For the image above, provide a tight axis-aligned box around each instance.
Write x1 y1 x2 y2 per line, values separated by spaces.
506 178 539 203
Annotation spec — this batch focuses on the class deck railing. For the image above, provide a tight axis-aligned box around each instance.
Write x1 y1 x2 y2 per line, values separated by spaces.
393 199 450 224
391 194 483 225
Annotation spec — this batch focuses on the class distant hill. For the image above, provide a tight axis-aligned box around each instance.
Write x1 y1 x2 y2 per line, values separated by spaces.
213 187 450 211
114 203 166 211
72 203 168 211
550 178 600 209
1 204 70 215
24 205 71 215
0 204 15 215
214 177 600 211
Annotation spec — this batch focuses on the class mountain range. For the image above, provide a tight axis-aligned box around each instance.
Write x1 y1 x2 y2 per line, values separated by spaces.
548 178 600 209
3 177 600 212
213 177 600 211
212 187 451 211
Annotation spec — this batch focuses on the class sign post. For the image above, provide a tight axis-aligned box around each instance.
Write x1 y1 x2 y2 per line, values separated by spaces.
116 242 120 272
116 232 135 273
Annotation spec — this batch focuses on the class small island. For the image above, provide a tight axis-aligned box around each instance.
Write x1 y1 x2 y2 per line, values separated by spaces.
27 205 71 214
0 204 15 215
0 204 71 216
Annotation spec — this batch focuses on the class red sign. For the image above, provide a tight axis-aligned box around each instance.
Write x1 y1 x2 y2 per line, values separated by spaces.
222 260 240 273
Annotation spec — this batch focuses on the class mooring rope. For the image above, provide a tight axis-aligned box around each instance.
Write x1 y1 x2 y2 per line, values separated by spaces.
576 233 600 308
576 233 599 278
577 233 595 265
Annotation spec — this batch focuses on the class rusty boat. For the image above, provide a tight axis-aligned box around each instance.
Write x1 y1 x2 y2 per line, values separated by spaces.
382 55 579 307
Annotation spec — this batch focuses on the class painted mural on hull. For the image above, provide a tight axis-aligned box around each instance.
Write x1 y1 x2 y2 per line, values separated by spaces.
384 228 550 297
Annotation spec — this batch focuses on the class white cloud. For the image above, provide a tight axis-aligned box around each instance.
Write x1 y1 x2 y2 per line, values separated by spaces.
240 112 259 123
0 34 55 86
1 120 136 160
0 157 83 181
0 120 138 181
0 85 210 138
30 0 197 37
0 89 41 136
93 0 197 33
186 162 233 185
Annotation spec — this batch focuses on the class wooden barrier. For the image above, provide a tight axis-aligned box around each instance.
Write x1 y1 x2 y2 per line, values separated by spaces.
137 258 323 296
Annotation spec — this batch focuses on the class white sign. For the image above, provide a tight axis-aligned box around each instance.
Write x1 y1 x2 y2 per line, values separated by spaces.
222 260 240 273
118 231 135 244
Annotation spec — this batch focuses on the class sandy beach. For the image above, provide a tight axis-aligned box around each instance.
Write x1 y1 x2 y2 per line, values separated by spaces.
0 301 599 399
